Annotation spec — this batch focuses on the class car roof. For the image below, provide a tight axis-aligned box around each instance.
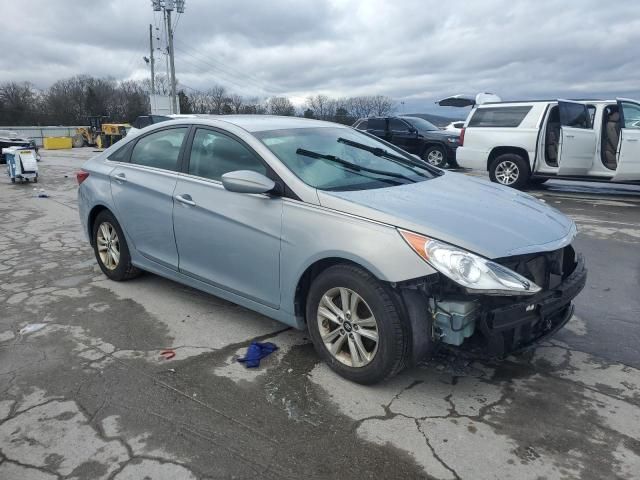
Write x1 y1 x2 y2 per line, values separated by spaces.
480 99 616 107
174 114 340 133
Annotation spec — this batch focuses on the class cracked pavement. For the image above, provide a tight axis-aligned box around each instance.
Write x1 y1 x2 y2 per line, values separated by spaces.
0 149 639 479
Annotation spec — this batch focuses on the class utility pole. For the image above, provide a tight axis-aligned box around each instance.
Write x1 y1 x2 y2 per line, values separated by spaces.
152 0 185 114
165 8 177 114
149 24 155 95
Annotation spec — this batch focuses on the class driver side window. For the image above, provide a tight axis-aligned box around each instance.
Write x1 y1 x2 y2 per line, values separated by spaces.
389 118 410 132
621 102 640 129
188 128 267 181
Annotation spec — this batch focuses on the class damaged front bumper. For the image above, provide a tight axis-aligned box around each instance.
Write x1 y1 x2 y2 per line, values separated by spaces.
478 254 586 356
397 250 587 365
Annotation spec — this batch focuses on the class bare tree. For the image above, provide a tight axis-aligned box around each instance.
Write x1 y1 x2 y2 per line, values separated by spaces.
209 85 227 114
267 96 295 116
0 82 40 125
371 95 395 116
306 94 336 120
229 93 244 114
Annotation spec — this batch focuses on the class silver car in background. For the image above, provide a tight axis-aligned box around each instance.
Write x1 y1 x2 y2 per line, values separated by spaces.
77 116 586 384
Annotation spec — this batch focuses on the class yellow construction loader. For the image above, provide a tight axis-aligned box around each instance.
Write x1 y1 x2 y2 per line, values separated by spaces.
72 116 130 149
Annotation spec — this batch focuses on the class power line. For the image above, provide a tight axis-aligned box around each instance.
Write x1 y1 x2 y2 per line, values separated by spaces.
174 52 255 92
173 39 282 94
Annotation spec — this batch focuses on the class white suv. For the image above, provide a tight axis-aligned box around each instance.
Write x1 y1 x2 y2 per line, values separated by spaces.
449 98 640 188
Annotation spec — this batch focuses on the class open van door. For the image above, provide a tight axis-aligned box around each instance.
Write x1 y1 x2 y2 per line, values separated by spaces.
557 100 597 176
613 99 640 182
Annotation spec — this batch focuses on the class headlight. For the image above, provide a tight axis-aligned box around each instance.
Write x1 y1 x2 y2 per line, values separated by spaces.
399 230 541 295
446 137 458 143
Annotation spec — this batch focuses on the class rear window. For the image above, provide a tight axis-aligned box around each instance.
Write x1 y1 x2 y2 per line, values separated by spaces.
468 106 532 128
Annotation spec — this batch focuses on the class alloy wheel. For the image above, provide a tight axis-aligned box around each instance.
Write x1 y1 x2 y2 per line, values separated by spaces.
316 287 379 367
426 149 445 166
495 160 520 185
96 222 120 270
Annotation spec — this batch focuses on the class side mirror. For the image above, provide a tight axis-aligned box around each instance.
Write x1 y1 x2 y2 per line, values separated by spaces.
221 170 276 195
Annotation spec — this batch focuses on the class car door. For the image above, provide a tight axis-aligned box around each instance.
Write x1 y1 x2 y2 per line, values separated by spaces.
366 118 389 141
557 100 597 176
173 127 283 308
109 126 188 269
389 118 418 153
613 99 640 182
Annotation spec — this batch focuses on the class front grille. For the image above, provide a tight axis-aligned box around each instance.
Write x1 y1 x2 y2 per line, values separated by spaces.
495 245 576 290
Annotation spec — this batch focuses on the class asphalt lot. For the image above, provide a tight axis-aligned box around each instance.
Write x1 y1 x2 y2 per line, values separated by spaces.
1 148 639 479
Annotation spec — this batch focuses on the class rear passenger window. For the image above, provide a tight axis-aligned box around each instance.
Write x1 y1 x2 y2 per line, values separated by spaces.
367 118 386 130
355 120 368 130
468 107 532 128
188 128 266 181
130 127 187 171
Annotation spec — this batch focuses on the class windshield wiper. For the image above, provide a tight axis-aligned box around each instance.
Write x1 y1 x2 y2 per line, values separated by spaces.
337 137 440 177
295 148 416 183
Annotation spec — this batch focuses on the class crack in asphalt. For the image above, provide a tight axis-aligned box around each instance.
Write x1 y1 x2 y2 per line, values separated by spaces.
0 455 64 479
415 418 461 480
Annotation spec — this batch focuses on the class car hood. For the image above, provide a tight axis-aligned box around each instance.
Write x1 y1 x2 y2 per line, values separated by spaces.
317 172 576 259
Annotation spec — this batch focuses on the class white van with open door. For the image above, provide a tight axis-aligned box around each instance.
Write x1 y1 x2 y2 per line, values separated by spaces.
444 96 640 188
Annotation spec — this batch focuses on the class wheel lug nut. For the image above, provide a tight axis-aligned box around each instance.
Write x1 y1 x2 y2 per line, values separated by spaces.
339 329 345 335
349 333 354 338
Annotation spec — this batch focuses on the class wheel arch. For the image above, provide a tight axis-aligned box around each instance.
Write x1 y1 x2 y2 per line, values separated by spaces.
487 146 530 171
293 256 434 367
293 256 386 326
420 141 447 156
87 204 112 246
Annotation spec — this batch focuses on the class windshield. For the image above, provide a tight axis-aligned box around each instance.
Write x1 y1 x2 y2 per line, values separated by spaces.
255 127 435 191
401 117 439 131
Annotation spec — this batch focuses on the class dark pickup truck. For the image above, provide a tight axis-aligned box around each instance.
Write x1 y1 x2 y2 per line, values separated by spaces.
353 116 460 168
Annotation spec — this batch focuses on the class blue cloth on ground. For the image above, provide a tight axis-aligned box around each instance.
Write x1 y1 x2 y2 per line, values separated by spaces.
237 341 279 368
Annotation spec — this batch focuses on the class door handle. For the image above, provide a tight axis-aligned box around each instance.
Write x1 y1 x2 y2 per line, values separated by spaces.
175 194 196 206
565 135 575 139
112 173 127 183
626 138 639 142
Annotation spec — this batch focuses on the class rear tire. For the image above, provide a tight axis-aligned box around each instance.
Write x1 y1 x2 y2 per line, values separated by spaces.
489 154 530 189
306 264 409 384
92 210 141 281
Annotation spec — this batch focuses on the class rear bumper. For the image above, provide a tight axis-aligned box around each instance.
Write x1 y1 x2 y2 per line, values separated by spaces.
455 146 488 170
478 254 587 356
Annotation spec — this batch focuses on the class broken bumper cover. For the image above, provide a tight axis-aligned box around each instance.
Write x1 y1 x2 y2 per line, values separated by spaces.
478 254 587 357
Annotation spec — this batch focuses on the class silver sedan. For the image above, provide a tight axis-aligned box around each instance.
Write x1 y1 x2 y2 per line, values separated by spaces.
77 115 586 384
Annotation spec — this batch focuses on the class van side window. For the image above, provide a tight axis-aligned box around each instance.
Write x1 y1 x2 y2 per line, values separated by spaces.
468 106 532 128
560 103 591 129
130 127 188 171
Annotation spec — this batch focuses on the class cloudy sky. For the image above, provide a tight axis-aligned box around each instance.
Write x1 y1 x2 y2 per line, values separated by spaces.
2 0 640 113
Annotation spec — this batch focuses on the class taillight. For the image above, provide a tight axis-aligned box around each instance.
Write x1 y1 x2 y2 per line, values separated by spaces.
459 128 465 147
76 170 90 185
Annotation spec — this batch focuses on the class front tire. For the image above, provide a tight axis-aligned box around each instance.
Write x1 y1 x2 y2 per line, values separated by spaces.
489 154 530 189
423 145 447 168
92 210 141 281
306 264 409 384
